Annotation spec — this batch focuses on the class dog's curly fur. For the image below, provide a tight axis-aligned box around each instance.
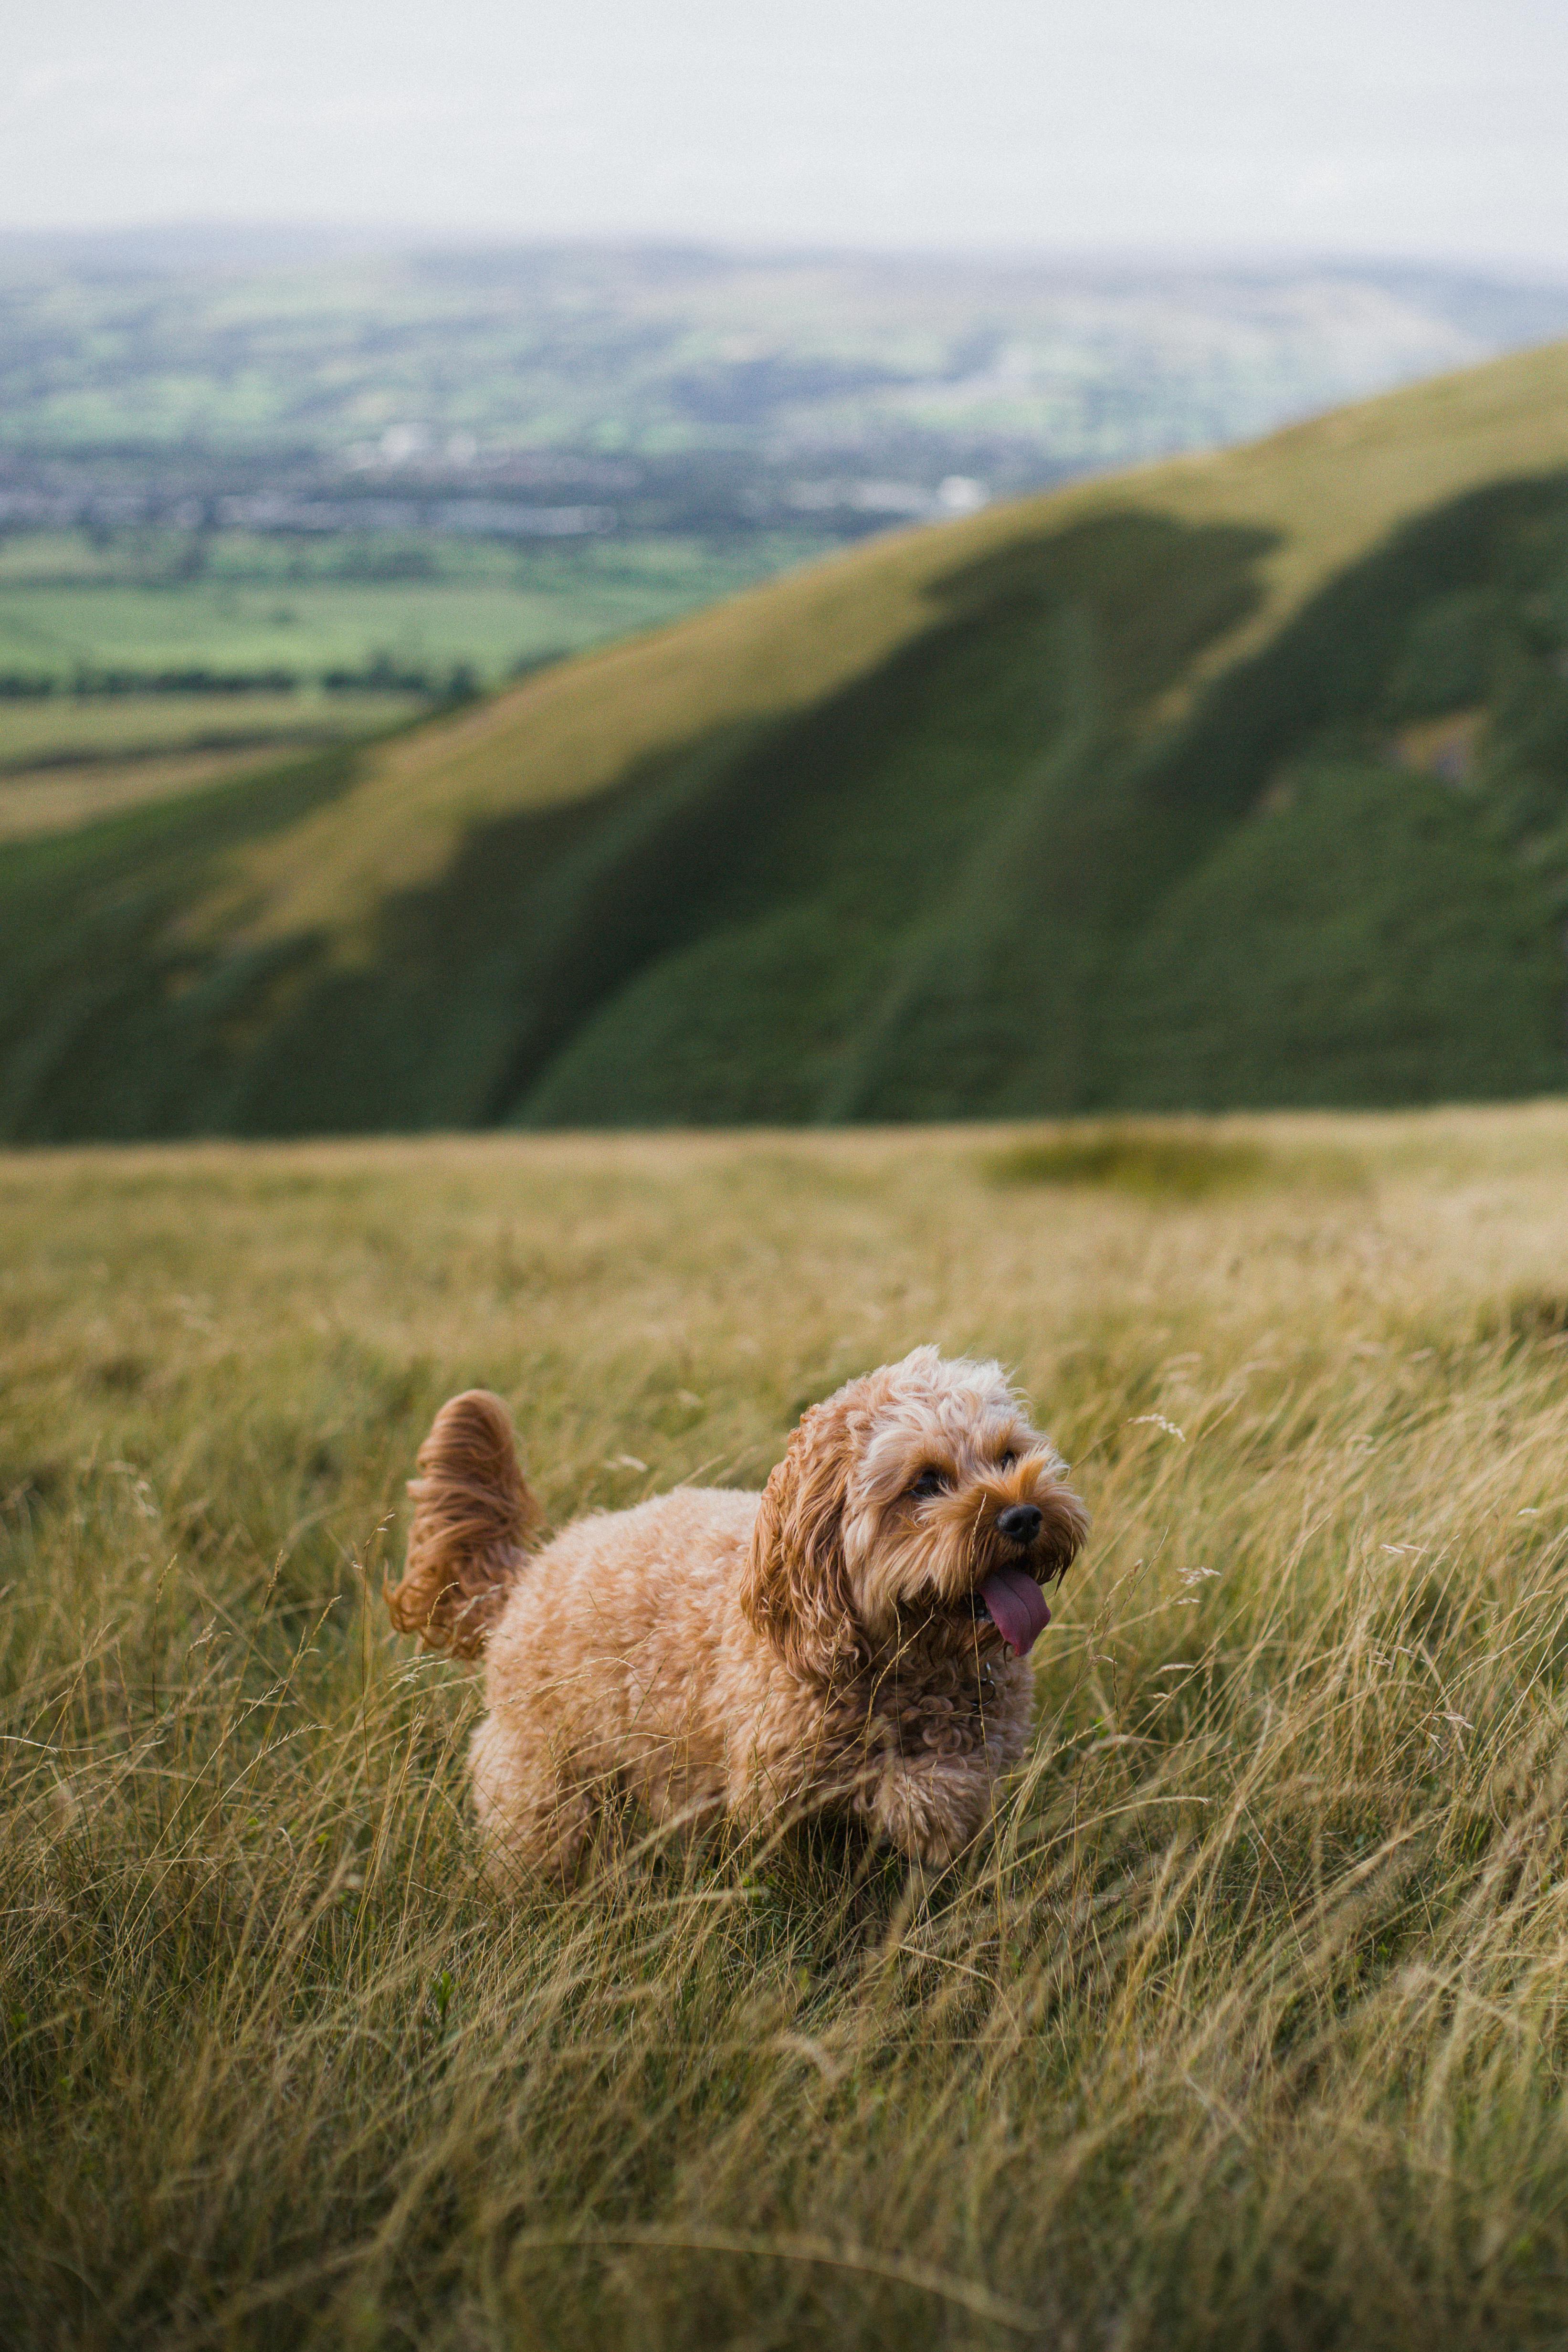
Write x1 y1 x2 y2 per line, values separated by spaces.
385 1347 1088 1880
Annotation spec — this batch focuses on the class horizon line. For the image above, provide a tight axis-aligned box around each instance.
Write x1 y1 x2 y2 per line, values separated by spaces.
1 218 1566 286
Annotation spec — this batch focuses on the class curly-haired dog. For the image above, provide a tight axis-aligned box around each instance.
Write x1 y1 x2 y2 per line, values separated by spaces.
385 1347 1087 1880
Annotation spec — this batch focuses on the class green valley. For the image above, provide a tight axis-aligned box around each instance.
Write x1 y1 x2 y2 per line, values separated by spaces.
4 338 1568 1136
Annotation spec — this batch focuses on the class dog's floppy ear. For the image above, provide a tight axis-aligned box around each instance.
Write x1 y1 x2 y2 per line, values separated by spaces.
742 1397 861 1680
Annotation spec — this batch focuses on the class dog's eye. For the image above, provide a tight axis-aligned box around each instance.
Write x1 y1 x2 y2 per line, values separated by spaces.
997 1450 1018 1471
907 1468 945 1500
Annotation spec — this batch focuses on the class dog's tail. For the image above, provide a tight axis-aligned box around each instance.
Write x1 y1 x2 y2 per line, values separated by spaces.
384 1390 543 1659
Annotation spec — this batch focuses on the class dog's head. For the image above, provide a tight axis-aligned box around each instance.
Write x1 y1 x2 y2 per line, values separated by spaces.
741 1346 1088 1681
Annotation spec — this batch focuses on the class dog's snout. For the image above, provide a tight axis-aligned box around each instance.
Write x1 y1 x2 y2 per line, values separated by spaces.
996 1502 1042 1546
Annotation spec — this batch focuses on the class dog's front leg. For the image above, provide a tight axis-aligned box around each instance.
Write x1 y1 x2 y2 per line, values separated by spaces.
470 1714 596 1888
861 1755 1000 1867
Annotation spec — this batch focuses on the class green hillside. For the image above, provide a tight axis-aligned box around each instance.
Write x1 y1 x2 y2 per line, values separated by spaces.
5 341 1568 1137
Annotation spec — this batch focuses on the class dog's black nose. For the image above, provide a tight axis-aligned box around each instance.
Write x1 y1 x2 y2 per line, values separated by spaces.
996 1502 1042 1546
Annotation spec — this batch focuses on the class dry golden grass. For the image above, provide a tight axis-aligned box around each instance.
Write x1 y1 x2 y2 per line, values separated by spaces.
6 1107 1568 2348
190 337 1568 952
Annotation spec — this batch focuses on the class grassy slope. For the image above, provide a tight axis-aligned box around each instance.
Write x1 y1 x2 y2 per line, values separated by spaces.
8 1111 1568 2348
4 341 1568 1137
202 338 1568 947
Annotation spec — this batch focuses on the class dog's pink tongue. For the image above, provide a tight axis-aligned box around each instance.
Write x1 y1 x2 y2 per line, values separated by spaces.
979 1566 1052 1658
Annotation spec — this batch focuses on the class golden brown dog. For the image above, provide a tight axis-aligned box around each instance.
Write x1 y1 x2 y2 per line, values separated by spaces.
386 1347 1087 1880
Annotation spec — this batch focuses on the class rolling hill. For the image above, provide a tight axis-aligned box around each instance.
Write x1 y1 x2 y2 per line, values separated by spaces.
4 338 1568 1138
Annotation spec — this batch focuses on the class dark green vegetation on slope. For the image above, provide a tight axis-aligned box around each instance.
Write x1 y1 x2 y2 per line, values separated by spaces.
4 453 1568 1137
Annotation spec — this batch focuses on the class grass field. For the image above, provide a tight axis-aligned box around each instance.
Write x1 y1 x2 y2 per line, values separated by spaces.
0 531 833 781
7 1107 1568 2347
0 533 833 691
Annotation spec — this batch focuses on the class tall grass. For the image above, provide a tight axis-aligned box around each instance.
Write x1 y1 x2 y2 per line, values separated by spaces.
6 1110 1568 2347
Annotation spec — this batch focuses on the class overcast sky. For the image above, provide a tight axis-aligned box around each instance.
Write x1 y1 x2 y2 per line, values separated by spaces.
5 0 1568 268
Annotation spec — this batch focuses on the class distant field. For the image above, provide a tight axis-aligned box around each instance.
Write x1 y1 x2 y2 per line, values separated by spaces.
0 690 417 775
6 1108 1568 2348
0 530 833 777
0 531 837 686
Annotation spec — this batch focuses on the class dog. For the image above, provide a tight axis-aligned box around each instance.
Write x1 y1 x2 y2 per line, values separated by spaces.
385 1346 1087 1880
